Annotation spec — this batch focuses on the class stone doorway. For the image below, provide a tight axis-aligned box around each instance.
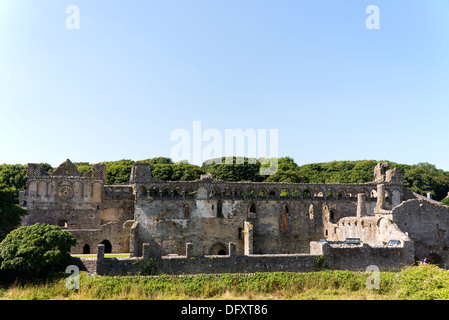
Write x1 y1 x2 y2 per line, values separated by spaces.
101 240 112 254
208 242 228 256
83 244 91 254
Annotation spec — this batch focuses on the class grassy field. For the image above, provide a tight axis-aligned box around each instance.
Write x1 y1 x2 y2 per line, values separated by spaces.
1 264 448 300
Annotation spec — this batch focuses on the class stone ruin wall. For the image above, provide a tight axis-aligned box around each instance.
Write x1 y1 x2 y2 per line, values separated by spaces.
392 197 449 266
24 159 445 274
21 160 135 254
74 240 415 276
130 173 409 257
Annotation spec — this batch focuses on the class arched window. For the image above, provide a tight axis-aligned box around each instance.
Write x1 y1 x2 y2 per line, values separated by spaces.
149 186 159 199
248 203 256 218
137 186 147 199
303 189 312 199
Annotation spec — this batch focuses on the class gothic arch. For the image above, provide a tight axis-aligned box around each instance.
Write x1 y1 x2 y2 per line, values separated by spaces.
100 240 112 254
208 242 228 255
248 202 257 218
137 186 147 199
303 189 312 199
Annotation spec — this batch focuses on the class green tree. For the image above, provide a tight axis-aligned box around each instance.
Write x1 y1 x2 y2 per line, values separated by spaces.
265 157 302 183
140 157 173 165
171 163 205 181
73 162 93 175
103 160 135 185
0 223 76 277
0 189 27 241
151 164 174 181
201 157 264 182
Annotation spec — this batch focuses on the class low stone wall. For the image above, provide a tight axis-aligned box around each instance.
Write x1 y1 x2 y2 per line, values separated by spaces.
311 240 415 271
72 241 415 276
72 257 97 274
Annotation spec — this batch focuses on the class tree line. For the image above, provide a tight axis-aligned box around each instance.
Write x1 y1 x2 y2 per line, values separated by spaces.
2 157 449 204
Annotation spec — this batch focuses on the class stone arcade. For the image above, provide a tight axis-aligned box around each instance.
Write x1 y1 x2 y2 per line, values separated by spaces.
19 160 449 274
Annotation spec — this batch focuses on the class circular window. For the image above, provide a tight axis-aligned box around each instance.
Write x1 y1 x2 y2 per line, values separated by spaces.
58 186 74 201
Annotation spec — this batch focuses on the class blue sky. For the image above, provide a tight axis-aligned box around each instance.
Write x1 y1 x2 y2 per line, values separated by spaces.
1 0 449 170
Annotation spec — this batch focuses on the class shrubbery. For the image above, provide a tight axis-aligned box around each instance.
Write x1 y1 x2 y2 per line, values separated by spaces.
0 223 76 278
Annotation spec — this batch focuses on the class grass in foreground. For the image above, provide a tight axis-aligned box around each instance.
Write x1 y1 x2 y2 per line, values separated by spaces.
0 264 447 300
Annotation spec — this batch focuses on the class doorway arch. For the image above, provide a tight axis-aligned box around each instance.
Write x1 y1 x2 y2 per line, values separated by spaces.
208 242 228 256
83 244 90 254
100 240 112 254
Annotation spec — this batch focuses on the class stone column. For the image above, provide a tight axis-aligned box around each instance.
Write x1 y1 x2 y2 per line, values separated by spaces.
96 244 105 275
228 242 236 257
186 242 193 259
97 244 105 261
142 243 150 260
376 184 386 210
357 193 367 218
129 221 139 257
243 221 254 255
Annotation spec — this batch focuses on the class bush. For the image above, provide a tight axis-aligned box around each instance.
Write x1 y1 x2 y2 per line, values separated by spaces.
441 197 449 206
0 223 76 278
0 189 27 241
393 264 449 300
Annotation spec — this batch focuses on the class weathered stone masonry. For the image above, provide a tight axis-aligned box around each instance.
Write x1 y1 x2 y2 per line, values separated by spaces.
20 160 449 274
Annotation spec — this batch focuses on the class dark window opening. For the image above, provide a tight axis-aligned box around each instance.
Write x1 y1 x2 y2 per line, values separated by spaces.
249 203 256 213
248 203 256 218
330 209 335 220
217 200 223 218
217 249 227 256
58 220 68 228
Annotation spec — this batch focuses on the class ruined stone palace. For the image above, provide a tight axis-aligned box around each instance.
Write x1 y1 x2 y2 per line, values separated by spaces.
19 159 449 273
